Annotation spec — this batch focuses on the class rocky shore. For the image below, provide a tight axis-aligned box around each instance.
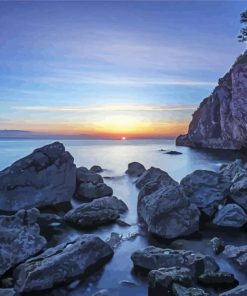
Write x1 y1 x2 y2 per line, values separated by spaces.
0 142 247 295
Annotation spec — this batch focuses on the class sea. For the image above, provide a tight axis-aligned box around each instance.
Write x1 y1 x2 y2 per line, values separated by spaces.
0 139 246 296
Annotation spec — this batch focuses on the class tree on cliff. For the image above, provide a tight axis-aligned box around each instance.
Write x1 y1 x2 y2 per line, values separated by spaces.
238 10 247 42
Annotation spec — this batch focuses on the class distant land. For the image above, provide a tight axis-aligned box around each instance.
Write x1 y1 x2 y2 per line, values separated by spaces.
0 130 175 140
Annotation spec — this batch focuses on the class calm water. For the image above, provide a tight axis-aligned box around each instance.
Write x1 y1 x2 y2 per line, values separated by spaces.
0 139 247 296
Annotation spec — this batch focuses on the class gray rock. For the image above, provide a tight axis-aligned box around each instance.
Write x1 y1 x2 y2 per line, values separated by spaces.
148 267 192 289
209 237 225 254
0 289 17 296
92 290 111 296
176 52 247 150
213 204 247 228
180 170 231 216
14 235 113 292
0 208 46 277
219 160 246 181
223 244 247 268
90 165 103 173
75 182 113 200
76 167 103 184
125 162 146 177
131 246 219 277
137 180 200 239
0 142 76 211
219 284 247 296
172 283 209 296
64 196 128 228
197 272 238 288
135 167 177 189
164 150 182 155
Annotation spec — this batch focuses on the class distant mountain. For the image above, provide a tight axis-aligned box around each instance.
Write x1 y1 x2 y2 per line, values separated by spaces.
176 51 247 150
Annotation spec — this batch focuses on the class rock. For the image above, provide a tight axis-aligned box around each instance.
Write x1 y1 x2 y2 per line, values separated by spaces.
75 182 113 200
219 160 246 181
0 142 76 211
229 175 247 212
92 290 111 296
119 280 137 287
0 289 17 296
90 165 103 173
148 267 192 290
131 246 219 276
223 244 247 268
176 51 247 150
125 162 146 177
164 150 182 155
180 170 231 216
209 237 225 254
0 208 46 277
213 204 247 228
116 219 131 227
135 167 177 189
64 196 128 228
172 283 209 296
76 167 103 184
14 235 113 292
137 179 200 239
0 277 14 288
197 272 238 288
106 232 123 249
219 283 247 296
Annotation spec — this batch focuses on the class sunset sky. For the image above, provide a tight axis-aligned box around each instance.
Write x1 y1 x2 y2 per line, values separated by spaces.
0 1 246 138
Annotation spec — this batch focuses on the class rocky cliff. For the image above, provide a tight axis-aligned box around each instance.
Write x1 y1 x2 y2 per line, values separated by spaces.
176 51 247 150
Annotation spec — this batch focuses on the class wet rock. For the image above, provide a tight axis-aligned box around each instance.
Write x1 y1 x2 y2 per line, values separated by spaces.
223 244 247 268
164 150 182 155
197 272 238 289
213 204 247 228
90 165 103 173
64 196 128 228
92 290 111 296
219 283 247 296
180 170 231 216
106 232 123 249
209 237 225 254
75 182 113 201
172 283 209 296
125 162 146 177
0 289 17 296
76 167 103 184
137 179 200 239
135 167 177 189
131 246 219 277
0 142 76 211
148 267 192 290
14 235 113 292
0 208 46 277
119 280 137 287
116 219 131 227
219 160 246 181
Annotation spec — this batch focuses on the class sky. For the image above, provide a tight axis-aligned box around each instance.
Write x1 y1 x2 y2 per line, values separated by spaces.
0 0 246 139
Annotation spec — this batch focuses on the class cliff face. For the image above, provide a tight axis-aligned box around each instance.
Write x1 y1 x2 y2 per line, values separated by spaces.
176 52 247 150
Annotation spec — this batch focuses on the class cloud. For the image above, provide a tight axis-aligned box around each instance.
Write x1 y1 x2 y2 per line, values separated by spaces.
12 104 197 112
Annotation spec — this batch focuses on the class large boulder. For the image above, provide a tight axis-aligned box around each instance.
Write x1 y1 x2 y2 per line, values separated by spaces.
76 167 103 184
14 235 113 292
176 51 247 150
75 182 113 200
64 196 128 228
0 142 76 211
219 284 247 296
223 244 247 268
131 246 219 276
213 204 247 228
125 162 146 177
135 167 177 189
0 208 46 277
90 165 103 173
180 170 231 216
138 179 200 239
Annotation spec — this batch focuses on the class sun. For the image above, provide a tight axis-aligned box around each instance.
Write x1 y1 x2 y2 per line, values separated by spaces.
122 136 126 140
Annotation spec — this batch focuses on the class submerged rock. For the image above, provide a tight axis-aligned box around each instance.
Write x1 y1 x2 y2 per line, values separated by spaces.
0 142 76 211
213 204 247 228
164 150 182 155
90 165 103 173
172 283 209 296
180 170 231 216
197 272 238 288
176 52 247 150
219 283 247 296
125 162 146 177
131 246 219 276
14 235 113 292
0 208 46 277
137 178 200 239
64 196 128 228
75 182 113 200
223 244 247 268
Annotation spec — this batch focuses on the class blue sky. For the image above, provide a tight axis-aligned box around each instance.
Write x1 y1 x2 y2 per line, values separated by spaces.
0 1 246 137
